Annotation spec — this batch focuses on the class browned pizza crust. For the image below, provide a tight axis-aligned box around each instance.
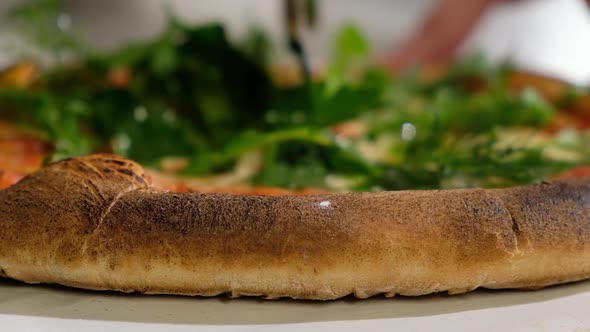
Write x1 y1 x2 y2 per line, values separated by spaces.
0 154 589 300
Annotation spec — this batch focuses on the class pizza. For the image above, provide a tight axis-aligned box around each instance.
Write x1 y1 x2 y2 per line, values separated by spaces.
0 153 588 300
1 18 590 299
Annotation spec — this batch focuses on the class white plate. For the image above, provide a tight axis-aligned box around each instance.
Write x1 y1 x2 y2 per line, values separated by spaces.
1 278 590 331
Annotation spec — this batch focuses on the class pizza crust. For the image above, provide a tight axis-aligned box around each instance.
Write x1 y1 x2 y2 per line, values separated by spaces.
0 154 589 300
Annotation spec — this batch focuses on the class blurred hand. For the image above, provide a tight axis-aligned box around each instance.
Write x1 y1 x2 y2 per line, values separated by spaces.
382 0 503 72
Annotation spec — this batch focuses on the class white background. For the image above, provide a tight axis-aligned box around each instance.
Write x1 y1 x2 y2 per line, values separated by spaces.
2 0 590 84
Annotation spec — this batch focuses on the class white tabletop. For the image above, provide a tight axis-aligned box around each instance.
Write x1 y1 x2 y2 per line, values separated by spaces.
1 278 590 331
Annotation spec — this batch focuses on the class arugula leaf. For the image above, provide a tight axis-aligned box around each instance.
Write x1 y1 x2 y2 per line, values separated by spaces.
1 16 273 163
269 72 386 129
252 137 377 189
254 159 328 189
97 102 205 164
330 24 371 76
239 25 272 68
88 22 272 143
0 88 94 159
0 11 586 192
183 127 330 175
311 81 383 126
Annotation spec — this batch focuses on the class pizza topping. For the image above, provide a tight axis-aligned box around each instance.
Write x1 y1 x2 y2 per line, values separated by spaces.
0 3 589 192
0 121 52 178
0 170 25 190
552 166 590 179
400 123 417 141
0 63 38 89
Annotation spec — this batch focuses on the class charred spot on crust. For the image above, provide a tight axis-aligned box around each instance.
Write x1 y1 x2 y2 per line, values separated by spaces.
116 168 146 184
55 157 72 164
116 168 134 177
102 159 127 166
75 162 93 173
133 174 146 184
